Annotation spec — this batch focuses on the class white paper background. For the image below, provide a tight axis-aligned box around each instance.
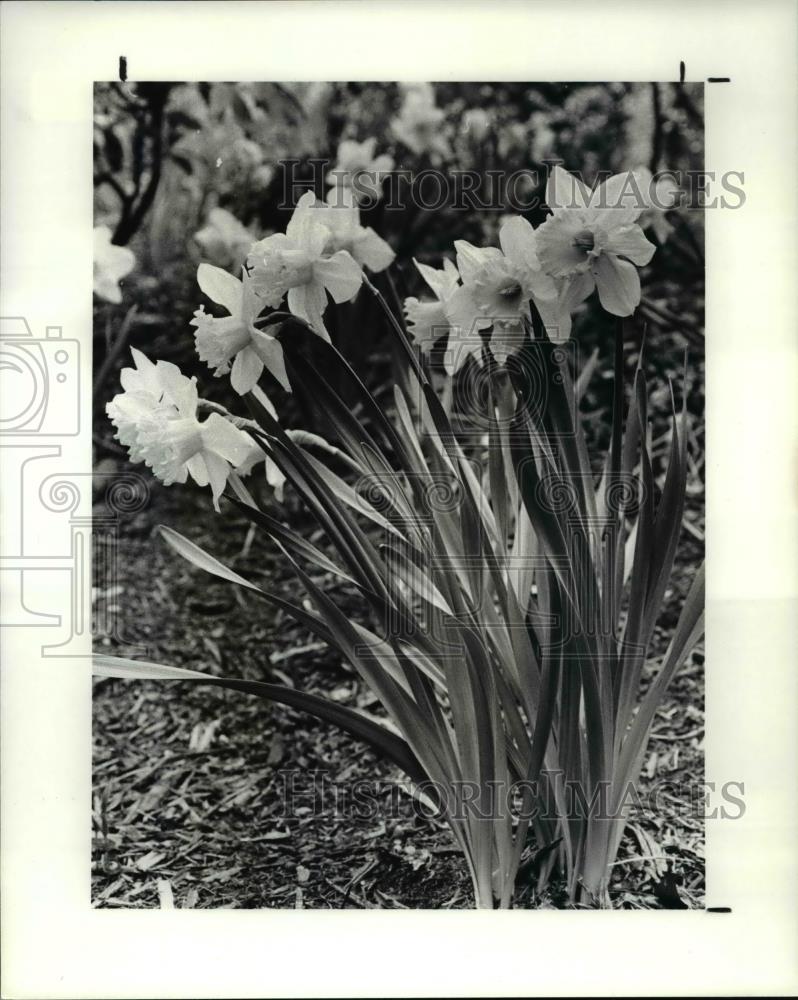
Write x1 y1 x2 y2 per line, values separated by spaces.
1 0 796 996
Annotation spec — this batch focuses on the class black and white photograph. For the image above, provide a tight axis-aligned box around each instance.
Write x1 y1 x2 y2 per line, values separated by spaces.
93 79 707 911
2 2 797 997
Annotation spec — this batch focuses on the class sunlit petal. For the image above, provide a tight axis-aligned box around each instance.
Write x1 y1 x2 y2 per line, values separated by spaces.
592 253 641 316
314 250 363 303
196 263 244 316
230 345 264 394
600 224 656 266
250 329 291 391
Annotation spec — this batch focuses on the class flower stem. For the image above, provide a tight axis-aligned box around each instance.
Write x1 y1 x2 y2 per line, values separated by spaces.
361 272 429 388
196 398 261 434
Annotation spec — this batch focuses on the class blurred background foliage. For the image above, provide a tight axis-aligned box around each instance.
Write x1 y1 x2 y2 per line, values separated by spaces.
94 81 704 449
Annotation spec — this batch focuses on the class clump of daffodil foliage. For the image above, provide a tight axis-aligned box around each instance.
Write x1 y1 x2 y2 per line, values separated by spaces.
99 156 703 910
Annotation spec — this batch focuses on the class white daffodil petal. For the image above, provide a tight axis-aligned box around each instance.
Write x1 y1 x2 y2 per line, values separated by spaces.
498 215 539 269
314 251 363 303
595 170 650 225
187 453 209 487
559 270 596 316
285 191 318 241
202 413 253 466
533 294 570 343
527 268 559 302
156 361 199 417
546 165 592 212
535 213 594 278
287 194 330 258
205 452 233 511
352 228 395 273
288 282 330 341
230 345 265 394
445 284 489 367
250 329 291 391
235 443 267 478
404 297 449 348
197 263 244 316
601 224 657 267
592 254 641 316
442 258 460 283
454 240 502 283
415 259 454 299
121 349 162 396
266 458 286 500
241 269 268 322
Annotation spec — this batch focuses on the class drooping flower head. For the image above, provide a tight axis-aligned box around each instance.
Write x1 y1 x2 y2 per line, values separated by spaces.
246 192 362 340
326 137 394 206
105 348 168 463
93 226 136 304
191 264 290 395
535 166 656 317
107 350 253 510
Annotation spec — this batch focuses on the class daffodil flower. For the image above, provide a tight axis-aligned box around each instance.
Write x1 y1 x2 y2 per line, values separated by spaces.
445 216 558 363
535 166 656 317
191 263 290 395
93 226 136 304
313 192 395 277
105 348 169 463
246 191 362 340
391 84 452 162
107 351 254 510
404 257 461 362
194 207 255 272
326 137 394 205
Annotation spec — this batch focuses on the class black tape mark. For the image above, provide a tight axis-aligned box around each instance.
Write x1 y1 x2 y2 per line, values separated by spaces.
708 77 731 83
706 906 732 913
679 61 685 83
119 56 127 83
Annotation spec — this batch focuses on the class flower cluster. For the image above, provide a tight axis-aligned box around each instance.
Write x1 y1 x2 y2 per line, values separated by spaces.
404 165 657 361
110 164 658 507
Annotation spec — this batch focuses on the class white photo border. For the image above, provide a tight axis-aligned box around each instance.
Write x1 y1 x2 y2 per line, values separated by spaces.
1 1 797 996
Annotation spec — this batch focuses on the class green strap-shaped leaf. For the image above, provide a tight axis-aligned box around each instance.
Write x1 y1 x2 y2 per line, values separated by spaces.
93 654 429 785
